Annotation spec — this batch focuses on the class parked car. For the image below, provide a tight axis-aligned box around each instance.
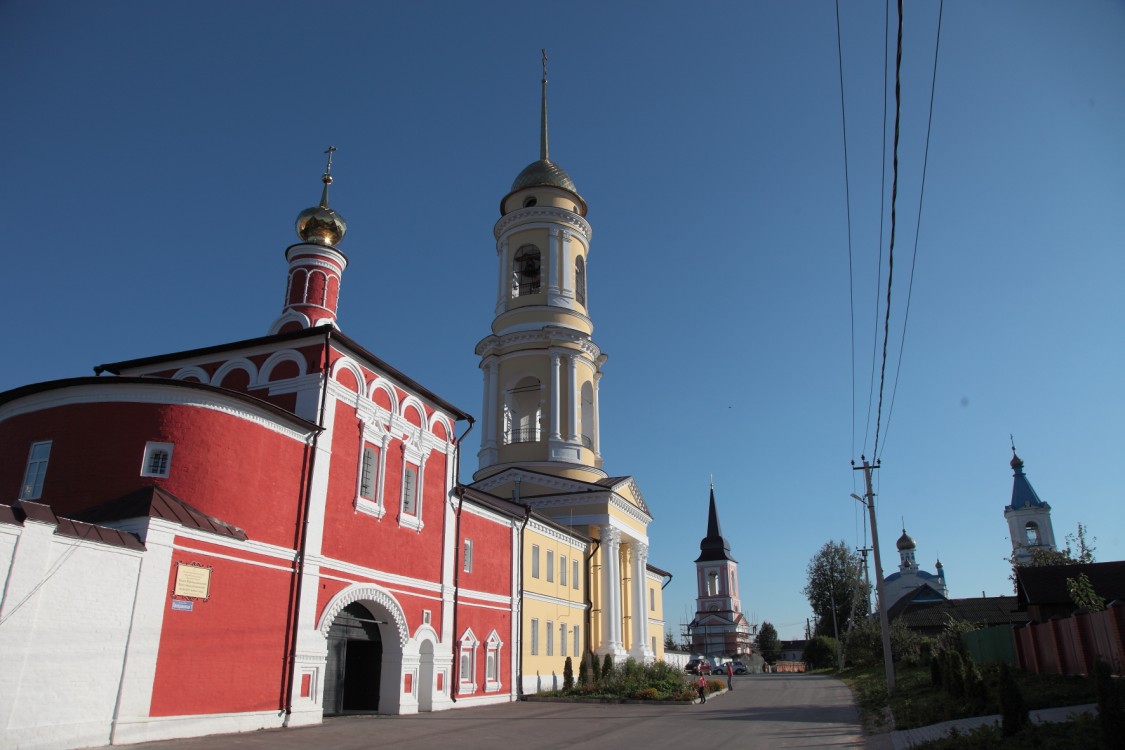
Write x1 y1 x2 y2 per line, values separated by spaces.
730 661 749 675
684 659 712 675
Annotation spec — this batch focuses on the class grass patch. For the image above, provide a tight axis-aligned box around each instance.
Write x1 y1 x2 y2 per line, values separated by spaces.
911 711 1102 749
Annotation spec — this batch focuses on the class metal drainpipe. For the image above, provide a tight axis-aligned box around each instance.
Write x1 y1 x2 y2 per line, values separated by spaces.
448 418 474 703
283 330 331 722
514 479 528 697
584 536 601 662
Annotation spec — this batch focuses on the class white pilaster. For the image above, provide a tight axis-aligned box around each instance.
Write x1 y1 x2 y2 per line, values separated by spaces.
592 371 602 457
547 228 560 296
567 356 579 442
599 526 624 655
549 351 562 441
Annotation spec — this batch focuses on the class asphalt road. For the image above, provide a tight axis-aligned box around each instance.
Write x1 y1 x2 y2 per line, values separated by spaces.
112 674 874 750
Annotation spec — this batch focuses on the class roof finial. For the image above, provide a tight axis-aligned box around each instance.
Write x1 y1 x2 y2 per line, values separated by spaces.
320 145 337 208
709 473 714 490
540 49 549 162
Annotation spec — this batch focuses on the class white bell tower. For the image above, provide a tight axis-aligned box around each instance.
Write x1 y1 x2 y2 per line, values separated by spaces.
474 53 606 483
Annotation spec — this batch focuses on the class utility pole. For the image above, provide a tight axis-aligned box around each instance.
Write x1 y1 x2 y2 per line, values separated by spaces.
852 456 895 695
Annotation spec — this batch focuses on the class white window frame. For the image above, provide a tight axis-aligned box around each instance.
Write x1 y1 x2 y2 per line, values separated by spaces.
531 544 540 579
19 441 52 500
573 624 580 656
530 618 539 655
399 460 423 531
560 555 567 587
485 630 503 692
459 628 479 694
650 586 655 611
546 549 554 583
463 539 473 573
546 621 554 657
354 429 389 519
560 623 567 657
573 559 580 590
140 441 174 478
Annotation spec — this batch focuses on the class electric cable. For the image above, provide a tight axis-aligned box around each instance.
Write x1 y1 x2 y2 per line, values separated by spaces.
872 0 903 461
881 0 944 454
835 0 858 468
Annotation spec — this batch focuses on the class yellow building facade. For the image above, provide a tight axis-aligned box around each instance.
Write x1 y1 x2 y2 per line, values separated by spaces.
469 63 666 693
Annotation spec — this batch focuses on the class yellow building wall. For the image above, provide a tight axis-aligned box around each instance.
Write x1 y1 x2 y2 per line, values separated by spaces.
522 523 587 681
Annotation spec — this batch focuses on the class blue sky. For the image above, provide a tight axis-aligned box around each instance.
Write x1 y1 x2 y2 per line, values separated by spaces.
2 1 1122 642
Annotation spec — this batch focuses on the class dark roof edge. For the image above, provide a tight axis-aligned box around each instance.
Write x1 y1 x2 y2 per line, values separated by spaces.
95 327 473 422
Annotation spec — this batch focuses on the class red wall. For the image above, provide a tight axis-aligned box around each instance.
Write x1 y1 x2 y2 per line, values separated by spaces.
150 536 295 715
0 394 309 548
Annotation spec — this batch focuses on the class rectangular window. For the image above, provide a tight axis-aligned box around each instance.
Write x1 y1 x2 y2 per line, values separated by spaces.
546 621 554 656
560 555 567 587
573 625 580 656
546 550 554 582
650 586 655 611
486 651 497 682
531 545 540 579
463 539 473 573
19 441 52 500
402 464 418 515
359 446 378 499
530 619 539 655
652 636 657 653
573 559 580 590
560 623 567 657
140 441 174 478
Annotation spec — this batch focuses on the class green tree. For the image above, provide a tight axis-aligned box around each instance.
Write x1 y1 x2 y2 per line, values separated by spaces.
803 540 868 638
1009 522 1097 589
663 633 676 651
757 621 780 663
801 636 836 669
1066 572 1106 612
563 656 574 690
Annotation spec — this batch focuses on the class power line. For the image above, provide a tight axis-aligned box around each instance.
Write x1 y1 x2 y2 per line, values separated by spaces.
881 0 944 453
863 0 892 458
835 0 858 464
872 0 904 461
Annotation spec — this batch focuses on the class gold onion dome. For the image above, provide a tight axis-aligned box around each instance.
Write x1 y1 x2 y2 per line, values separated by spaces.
296 147 346 247
896 530 917 551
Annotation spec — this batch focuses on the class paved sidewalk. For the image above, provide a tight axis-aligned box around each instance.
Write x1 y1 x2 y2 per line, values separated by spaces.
888 703 1098 748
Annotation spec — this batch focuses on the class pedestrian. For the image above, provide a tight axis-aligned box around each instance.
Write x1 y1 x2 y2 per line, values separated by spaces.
726 662 734 689
696 673 707 703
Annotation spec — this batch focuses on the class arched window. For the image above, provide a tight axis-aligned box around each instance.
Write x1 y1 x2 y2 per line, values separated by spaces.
707 570 719 596
1025 521 1040 545
575 255 586 305
512 244 541 297
579 381 594 448
504 377 542 444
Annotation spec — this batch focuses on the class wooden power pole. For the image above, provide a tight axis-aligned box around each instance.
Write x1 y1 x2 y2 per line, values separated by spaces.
853 456 895 696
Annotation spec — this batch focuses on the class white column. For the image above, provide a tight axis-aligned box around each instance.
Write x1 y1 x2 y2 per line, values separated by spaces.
599 526 623 654
592 371 602 457
567 356 579 442
629 541 651 661
479 363 492 451
549 351 562 441
547 228 560 295
560 230 573 298
495 238 509 315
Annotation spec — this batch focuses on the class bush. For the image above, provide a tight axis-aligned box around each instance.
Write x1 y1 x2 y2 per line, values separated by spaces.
944 652 966 699
563 656 574 691
601 653 614 680
803 635 837 669
632 687 661 700
1094 659 1124 745
963 662 988 713
997 663 1028 737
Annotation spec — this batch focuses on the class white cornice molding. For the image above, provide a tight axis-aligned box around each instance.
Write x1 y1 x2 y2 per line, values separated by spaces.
309 554 444 595
285 242 348 269
476 322 600 357
526 518 588 549
529 491 654 526
0 383 314 442
472 468 600 495
493 207 592 243
524 590 589 609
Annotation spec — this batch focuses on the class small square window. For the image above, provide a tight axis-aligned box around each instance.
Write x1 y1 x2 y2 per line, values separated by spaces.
140 442 173 478
20 441 52 500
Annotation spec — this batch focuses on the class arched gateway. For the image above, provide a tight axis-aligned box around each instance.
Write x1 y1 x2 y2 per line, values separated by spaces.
317 585 410 715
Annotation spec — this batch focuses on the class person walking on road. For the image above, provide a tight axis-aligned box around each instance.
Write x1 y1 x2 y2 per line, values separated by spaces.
696 673 707 704
726 662 734 690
